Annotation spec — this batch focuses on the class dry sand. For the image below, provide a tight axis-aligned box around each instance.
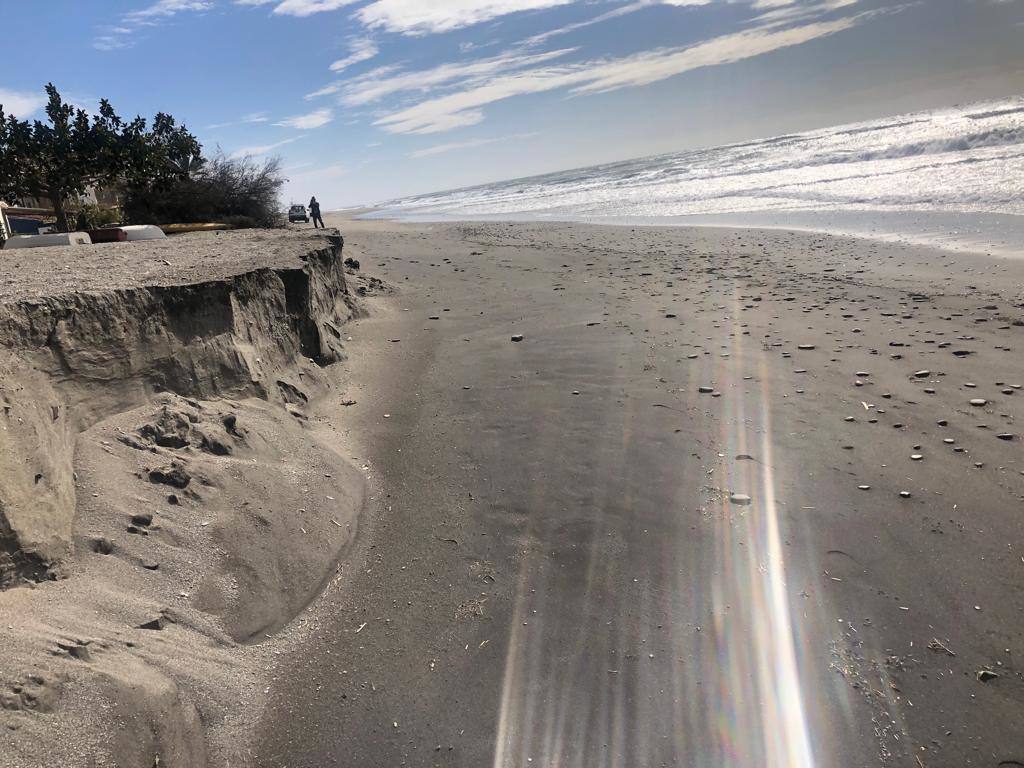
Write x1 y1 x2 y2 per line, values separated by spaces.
254 215 1024 767
3 216 1024 767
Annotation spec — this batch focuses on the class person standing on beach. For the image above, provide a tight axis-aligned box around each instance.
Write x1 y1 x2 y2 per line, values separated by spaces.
309 196 325 229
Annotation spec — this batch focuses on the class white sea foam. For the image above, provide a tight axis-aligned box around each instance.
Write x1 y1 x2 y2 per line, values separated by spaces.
372 97 1024 254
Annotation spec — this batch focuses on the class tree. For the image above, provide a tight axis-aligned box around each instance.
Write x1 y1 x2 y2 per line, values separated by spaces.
122 152 286 229
0 84 201 231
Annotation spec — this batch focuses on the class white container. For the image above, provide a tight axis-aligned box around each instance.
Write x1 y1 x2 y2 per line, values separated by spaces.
2 232 92 249
119 225 166 241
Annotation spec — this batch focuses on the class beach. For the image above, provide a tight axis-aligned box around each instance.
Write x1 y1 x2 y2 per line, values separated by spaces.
252 215 1024 767
1 217 1023 767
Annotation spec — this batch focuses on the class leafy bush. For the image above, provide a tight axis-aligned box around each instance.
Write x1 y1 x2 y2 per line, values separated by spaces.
123 153 285 229
73 204 121 231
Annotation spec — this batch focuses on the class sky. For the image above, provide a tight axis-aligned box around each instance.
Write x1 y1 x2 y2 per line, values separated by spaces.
2 0 1023 208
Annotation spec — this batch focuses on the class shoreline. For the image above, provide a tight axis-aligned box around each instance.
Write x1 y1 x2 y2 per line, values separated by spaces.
355 208 1024 259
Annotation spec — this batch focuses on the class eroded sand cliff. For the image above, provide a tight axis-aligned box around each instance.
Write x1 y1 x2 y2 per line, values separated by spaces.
0 229 375 766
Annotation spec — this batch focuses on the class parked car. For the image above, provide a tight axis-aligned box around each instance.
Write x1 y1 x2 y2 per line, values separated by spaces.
288 204 309 223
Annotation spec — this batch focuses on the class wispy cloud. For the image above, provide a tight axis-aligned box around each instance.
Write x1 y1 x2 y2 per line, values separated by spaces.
95 0 213 50
411 131 539 158
274 107 334 129
0 88 47 118
373 11 877 134
330 37 379 72
248 0 575 30
260 0 356 16
338 49 576 107
356 0 575 35
230 136 302 158
206 111 270 130
288 161 348 180
524 0 656 46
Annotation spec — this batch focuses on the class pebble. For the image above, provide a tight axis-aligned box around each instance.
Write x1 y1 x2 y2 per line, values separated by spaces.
698 386 714 394
969 398 987 406
913 370 930 378
797 344 816 350
511 334 524 342
899 491 911 498
910 454 923 461
858 485 871 490
729 493 752 506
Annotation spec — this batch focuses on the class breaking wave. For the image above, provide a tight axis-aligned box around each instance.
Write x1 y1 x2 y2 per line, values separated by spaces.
376 96 1024 222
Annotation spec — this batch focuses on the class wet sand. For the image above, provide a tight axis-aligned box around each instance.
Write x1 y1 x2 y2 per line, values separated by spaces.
256 216 1024 767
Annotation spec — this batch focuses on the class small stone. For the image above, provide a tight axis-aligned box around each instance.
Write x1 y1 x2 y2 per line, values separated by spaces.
797 344 815 350
858 485 871 490
910 454 923 461
728 493 752 506
997 433 1015 441
698 386 714 394
511 334 524 343
913 370 930 378
976 669 999 682
899 491 911 498
969 398 987 407
131 513 153 527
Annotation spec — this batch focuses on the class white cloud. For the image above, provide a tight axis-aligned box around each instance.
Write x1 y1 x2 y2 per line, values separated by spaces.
125 0 213 21
230 136 302 158
524 1 655 46
411 131 538 157
330 37 379 72
357 0 575 34
288 162 348 180
375 13 872 133
274 108 335 129
206 111 270 130
305 82 345 100
338 48 576 107
0 89 46 118
95 0 213 50
270 0 357 15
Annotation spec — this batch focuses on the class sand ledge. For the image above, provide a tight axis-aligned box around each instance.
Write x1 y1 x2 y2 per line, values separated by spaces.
0 229 372 767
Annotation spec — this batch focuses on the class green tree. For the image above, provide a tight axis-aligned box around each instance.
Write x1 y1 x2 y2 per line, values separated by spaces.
0 84 201 232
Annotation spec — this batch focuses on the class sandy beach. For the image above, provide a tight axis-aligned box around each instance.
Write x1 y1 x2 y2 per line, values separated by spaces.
2 217 1023 767
240 215 1024 767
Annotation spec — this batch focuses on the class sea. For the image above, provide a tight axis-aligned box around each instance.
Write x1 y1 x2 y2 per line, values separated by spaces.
368 97 1024 255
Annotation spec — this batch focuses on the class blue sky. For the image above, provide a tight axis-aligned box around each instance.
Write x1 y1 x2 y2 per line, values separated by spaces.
2 0 1022 207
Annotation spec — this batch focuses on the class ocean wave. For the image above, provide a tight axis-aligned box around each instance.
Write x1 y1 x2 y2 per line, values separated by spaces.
380 97 1024 220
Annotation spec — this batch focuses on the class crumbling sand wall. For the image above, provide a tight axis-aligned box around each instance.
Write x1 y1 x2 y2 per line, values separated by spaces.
0 234 358 586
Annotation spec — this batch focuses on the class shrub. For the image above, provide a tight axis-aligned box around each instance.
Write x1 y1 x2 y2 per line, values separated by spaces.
123 153 285 229
73 204 121 231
